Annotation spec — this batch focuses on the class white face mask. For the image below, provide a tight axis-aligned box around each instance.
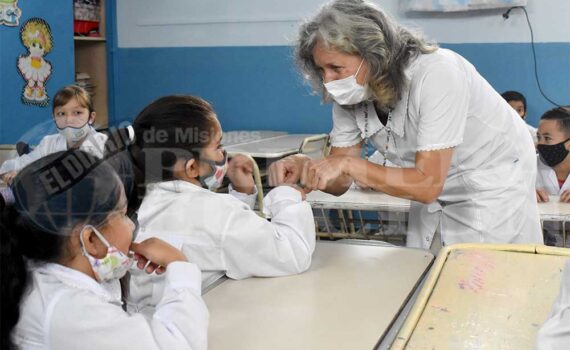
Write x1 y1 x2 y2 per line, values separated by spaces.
58 122 92 144
79 225 134 283
324 59 370 105
199 150 228 191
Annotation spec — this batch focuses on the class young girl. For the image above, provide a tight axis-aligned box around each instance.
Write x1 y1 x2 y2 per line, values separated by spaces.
1 150 208 350
0 85 107 183
124 95 315 304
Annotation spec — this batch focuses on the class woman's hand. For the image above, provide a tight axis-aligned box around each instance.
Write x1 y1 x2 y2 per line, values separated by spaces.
301 155 351 191
130 238 187 274
227 154 255 194
268 154 311 187
536 188 549 203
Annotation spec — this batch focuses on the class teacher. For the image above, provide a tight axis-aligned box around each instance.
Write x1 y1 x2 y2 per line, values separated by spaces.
268 0 543 250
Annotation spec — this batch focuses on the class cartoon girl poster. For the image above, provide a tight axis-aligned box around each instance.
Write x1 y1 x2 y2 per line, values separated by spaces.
18 18 53 107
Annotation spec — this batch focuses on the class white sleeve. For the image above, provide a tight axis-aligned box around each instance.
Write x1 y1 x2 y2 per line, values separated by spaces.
415 62 469 152
329 103 362 148
222 186 316 279
228 183 258 210
535 260 570 349
0 136 51 174
49 262 208 350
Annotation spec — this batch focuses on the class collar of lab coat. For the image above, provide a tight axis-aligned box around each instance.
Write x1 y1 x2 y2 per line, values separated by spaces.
359 55 421 139
390 55 421 138
35 263 119 303
148 179 206 194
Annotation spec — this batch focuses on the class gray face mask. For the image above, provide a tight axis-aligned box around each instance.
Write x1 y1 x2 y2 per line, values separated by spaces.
58 122 92 144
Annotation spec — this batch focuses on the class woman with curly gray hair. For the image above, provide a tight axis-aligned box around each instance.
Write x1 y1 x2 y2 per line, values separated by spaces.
269 0 542 251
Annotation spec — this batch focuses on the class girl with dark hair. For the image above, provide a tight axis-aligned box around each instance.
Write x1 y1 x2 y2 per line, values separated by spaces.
1 150 208 350
123 95 315 309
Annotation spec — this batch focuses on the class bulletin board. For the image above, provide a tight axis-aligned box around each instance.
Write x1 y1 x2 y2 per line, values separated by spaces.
391 244 570 349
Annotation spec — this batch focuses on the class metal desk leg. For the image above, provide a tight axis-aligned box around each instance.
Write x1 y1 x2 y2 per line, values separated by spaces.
346 210 356 234
562 218 566 248
338 209 349 234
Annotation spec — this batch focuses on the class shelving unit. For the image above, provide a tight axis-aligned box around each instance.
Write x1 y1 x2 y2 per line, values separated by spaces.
73 0 109 128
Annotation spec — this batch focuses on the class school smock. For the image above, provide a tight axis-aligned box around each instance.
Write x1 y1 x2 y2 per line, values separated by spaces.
536 156 570 245
0 127 107 175
536 156 570 195
535 259 570 349
129 180 315 308
12 262 208 350
329 48 542 249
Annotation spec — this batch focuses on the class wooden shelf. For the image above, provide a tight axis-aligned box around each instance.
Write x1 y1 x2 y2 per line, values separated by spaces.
73 0 109 128
74 36 107 42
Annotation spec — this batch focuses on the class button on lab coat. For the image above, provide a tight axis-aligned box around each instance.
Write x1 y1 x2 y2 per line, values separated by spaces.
130 181 316 309
0 128 107 174
329 48 542 248
13 262 208 350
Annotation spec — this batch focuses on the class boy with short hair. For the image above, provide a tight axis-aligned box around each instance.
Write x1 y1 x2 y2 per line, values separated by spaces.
535 106 570 246
502 90 537 143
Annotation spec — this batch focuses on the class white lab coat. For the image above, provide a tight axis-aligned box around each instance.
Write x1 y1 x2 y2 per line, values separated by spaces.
535 259 570 349
536 157 570 195
13 262 208 350
329 48 542 248
0 128 107 174
130 180 316 309
536 156 570 245
527 123 538 144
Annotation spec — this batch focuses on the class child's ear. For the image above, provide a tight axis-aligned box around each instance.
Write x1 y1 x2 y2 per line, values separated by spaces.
80 226 106 259
184 158 200 178
88 111 96 125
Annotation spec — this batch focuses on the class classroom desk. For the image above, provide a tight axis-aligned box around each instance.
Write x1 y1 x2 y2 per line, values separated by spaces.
306 188 411 239
307 188 411 212
225 133 317 158
222 130 288 147
538 196 570 246
203 240 434 350
390 243 570 349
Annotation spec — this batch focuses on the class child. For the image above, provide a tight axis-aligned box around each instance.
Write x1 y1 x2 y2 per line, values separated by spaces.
0 85 107 183
536 107 570 246
502 90 538 143
123 95 315 303
1 150 208 350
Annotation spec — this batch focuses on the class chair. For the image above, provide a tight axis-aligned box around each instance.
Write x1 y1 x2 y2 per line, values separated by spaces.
228 152 265 218
298 134 329 160
16 141 31 156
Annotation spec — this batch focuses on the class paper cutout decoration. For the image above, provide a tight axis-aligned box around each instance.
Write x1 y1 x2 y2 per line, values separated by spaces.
18 18 53 107
0 0 21 26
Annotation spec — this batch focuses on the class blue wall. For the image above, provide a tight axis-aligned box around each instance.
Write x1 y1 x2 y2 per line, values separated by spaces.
0 0 75 144
110 43 570 132
111 46 333 134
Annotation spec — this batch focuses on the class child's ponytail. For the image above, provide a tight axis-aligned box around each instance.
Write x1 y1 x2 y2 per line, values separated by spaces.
1 206 29 350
